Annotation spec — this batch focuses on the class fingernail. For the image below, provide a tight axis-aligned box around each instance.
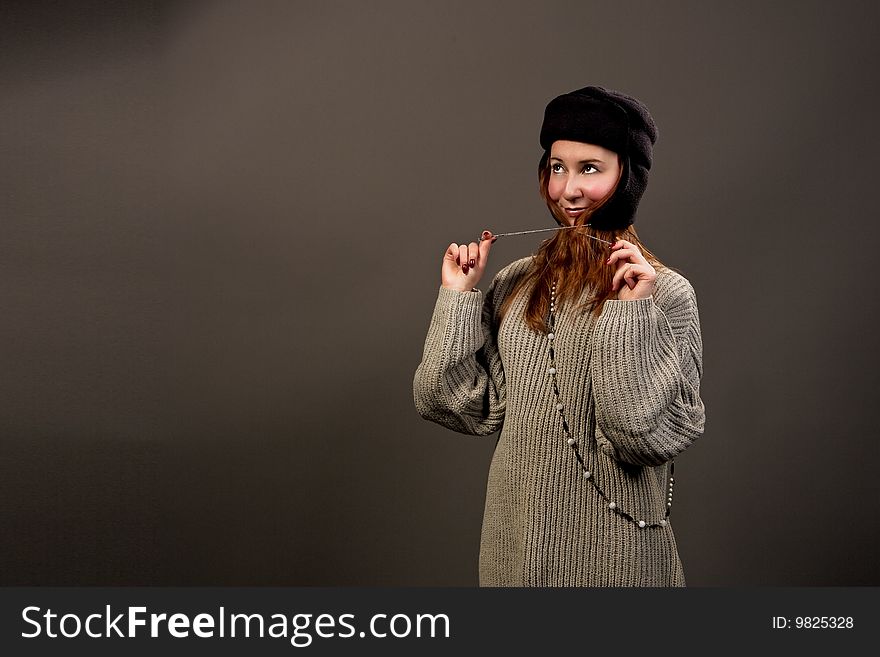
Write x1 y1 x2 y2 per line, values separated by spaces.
469 259 475 267
482 231 491 238
462 265 469 274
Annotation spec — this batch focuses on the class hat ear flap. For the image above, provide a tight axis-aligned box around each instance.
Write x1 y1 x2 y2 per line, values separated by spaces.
585 156 632 231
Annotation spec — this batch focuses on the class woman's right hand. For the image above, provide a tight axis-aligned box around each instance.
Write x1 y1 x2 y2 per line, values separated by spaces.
441 230 496 292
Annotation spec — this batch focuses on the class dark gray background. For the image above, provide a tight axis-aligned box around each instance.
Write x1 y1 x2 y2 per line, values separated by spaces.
1 0 878 585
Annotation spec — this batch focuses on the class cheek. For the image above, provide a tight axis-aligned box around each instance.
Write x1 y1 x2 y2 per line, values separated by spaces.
586 177 617 202
546 178 563 201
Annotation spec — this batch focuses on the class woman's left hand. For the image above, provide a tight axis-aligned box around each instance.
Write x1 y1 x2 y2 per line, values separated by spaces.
607 239 656 301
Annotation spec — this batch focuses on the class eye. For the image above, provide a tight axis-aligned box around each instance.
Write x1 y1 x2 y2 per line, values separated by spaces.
582 164 598 174
550 162 565 174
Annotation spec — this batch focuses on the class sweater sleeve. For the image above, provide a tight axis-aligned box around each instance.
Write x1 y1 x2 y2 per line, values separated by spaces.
412 281 506 437
590 271 705 466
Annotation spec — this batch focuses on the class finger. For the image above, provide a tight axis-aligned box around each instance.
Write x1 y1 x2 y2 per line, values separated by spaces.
610 239 645 260
479 231 494 262
467 242 479 268
623 263 640 289
607 247 637 266
607 247 647 267
611 263 639 291
610 263 625 291
445 243 461 263
612 239 636 250
459 244 469 274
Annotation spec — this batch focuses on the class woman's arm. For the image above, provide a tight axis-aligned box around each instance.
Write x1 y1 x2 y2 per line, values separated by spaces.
590 270 705 466
413 280 506 436
413 232 505 436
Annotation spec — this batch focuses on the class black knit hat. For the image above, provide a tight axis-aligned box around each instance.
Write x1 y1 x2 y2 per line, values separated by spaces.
539 86 658 231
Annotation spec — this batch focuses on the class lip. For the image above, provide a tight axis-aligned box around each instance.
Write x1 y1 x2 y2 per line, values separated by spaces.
562 207 586 216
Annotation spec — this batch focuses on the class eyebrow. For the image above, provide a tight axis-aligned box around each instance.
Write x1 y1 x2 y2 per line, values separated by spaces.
549 156 605 165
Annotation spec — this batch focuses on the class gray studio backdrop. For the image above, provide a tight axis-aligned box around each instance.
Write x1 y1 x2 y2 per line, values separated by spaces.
2 0 878 585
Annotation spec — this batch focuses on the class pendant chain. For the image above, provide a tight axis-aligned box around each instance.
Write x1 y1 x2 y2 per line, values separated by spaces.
547 280 675 529
478 225 614 244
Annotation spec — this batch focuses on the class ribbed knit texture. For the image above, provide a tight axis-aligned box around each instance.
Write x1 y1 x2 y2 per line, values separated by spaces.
413 257 705 586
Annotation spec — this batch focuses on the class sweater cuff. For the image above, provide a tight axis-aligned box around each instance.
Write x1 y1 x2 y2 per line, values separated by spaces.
435 286 484 351
598 296 657 332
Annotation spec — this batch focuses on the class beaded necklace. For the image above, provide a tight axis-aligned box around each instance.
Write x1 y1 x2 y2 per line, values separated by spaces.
547 280 675 529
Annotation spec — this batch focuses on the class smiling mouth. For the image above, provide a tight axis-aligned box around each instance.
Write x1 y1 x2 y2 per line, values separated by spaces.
562 207 586 215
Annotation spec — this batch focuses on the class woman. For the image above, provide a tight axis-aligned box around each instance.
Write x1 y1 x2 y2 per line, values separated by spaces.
413 86 705 586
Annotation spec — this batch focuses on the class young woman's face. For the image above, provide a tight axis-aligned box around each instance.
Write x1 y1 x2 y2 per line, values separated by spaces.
546 140 621 225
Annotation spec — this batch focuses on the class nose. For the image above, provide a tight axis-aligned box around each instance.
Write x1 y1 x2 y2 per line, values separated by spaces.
563 175 583 201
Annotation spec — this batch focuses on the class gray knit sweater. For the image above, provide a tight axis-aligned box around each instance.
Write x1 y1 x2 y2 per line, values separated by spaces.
413 256 705 586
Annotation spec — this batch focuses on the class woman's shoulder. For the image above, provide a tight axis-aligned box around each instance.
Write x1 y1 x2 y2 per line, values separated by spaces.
493 256 534 283
483 256 533 307
654 265 699 310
